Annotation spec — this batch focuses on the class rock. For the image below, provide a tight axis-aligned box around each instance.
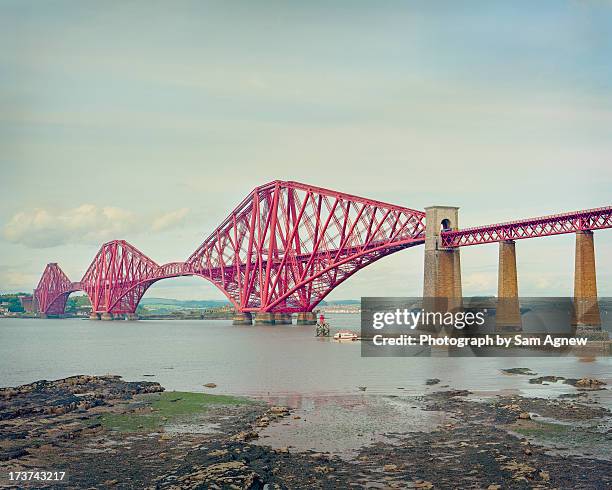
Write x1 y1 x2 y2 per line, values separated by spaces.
524 448 532 455
314 465 333 473
425 378 440 385
442 389 471 397
269 406 290 415
414 481 433 489
529 375 565 384
292 415 301 420
175 461 262 489
539 470 550 481
277 446 289 453
501 368 536 376
358 386 367 391
383 464 398 472
518 412 531 420
208 449 229 457
573 378 606 389
487 485 501 490
203 383 217 388
0 447 28 461
231 430 258 442
0 376 163 422
501 460 537 478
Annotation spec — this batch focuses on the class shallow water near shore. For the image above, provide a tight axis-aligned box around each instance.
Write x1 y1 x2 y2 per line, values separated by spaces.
1 315 610 407
2 315 612 486
254 394 454 459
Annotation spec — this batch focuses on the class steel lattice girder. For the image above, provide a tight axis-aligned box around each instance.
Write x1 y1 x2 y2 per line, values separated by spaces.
34 181 426 315
34 182 609 315
186 181 426 312
440 206 612 248
80 240 160 314
34 263 80 315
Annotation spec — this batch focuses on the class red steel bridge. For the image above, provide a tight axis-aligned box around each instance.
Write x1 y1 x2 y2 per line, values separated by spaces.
33 180 611 319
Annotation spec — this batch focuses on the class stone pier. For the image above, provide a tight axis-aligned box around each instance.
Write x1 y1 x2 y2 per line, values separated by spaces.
496 240 522 331
89 312 100 321
253 312 275 325
100 312 113 321
232 312 253 325
296 312 317 325
275 313 293 325
126 313 138 321
39 313 48 319
251 313 293 325
573 231 602 333
423 206 462 312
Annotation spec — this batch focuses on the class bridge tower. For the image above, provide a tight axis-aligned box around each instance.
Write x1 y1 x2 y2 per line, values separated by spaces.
296 312 317 325
232 312 253 325
573 230 602 336
423 206 462 307
496 240 522 331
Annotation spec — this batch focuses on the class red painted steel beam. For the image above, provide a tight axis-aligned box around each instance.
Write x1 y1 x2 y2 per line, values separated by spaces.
33 181 426 316
440 206 612 248
185 181 426 313
34 179 609 317
33 263 80 315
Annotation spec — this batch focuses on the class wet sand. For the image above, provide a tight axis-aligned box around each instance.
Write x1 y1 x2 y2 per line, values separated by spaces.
0 374 611 489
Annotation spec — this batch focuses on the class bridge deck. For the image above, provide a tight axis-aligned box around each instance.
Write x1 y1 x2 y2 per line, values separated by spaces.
440 206 612 247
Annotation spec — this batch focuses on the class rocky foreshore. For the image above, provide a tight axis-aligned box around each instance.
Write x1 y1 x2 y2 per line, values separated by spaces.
0 375 164 464
0 375 164 420
0 374 610 489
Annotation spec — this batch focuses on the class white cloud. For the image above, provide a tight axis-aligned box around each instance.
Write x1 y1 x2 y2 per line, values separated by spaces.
151 208 190 232
3 205 190 248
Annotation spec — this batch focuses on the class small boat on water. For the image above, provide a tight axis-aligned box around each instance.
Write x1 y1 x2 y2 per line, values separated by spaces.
333 329 359 341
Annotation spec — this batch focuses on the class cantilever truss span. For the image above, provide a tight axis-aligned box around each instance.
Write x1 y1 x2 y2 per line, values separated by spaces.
34 181 426 315
35 184 611 316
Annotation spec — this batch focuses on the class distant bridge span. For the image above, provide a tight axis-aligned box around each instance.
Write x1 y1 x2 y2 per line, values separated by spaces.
33 180 611 322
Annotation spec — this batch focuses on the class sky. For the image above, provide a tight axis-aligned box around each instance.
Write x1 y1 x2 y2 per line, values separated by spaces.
1 0 611 301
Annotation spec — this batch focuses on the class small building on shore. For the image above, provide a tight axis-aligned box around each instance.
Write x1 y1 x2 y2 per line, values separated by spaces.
18 295 34 313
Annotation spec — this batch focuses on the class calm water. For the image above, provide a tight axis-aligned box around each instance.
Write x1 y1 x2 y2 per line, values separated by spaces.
1 315 611 406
